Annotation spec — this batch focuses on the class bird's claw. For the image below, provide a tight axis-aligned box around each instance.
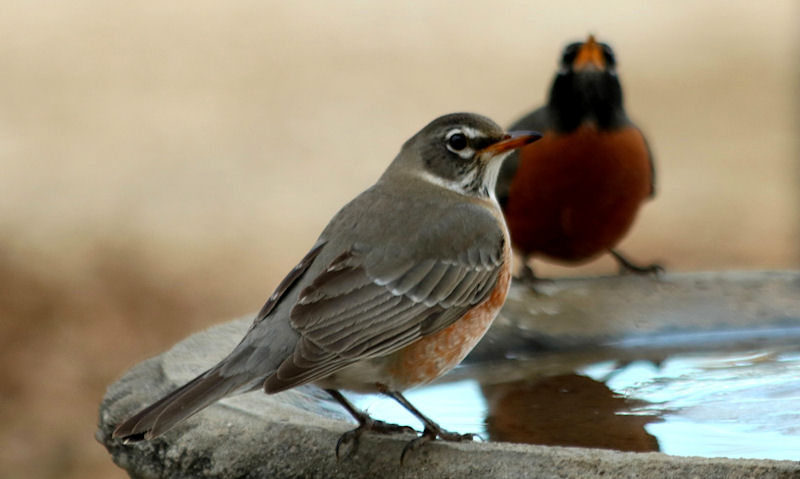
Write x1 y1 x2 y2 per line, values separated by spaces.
618 262 663 276
335 419 417 460
610 250 663 277
400 426 476 464
514 265 555 293
335 428 361 460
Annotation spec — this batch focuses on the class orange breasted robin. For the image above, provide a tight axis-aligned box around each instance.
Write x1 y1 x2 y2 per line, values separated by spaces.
496 35 661 280
112 113 540 461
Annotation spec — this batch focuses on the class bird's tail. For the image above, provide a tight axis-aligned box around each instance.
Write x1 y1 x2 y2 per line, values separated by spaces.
112 368 256 441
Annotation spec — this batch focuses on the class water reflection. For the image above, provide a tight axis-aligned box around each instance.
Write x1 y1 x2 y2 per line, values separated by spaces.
482 374 660 452
350 348 800 460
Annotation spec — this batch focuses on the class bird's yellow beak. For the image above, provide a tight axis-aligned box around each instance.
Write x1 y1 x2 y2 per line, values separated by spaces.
481 131 542 156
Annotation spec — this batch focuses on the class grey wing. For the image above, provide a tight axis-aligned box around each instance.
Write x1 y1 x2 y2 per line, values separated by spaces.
496 106 551 206
641 128 656 198
618 119 656 199
263 241 505 392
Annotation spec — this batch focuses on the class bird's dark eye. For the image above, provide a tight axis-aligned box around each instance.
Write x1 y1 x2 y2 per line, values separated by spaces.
561 43 581 66
447 132 468 151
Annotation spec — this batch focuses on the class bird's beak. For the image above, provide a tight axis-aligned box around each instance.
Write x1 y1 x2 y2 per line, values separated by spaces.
480 131 542 157
573 34 606 71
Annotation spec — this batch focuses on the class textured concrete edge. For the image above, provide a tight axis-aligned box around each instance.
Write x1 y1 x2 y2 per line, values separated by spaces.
97 391 800 479
97 295 800 479
98 419 800 479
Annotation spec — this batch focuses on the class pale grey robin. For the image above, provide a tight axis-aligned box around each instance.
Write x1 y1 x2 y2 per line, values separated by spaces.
496 35 661 281
112 113 540 461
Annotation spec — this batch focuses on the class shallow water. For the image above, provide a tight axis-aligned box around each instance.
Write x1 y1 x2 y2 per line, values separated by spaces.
350 348 800 460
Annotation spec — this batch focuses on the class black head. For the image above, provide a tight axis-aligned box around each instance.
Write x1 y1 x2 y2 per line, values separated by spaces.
392 113 540 197
548 34 628 132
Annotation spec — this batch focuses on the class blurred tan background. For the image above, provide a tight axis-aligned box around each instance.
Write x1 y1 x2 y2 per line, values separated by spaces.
0 1 797 478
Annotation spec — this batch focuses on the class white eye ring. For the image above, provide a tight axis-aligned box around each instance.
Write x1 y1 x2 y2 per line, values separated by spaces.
445 129 474 159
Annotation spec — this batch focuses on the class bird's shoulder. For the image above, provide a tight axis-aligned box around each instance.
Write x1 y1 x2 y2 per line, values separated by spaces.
321 178 505 265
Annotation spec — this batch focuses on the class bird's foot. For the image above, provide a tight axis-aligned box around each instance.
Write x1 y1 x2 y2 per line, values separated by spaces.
610 250 663 277
514 264 554 293
400 424 478 463
335 417 416 459
376 388 479 463
327 389 416 459
515 264 538 282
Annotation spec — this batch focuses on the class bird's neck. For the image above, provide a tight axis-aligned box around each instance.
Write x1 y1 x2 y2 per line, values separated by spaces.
381 163 502 205
547 73 628 133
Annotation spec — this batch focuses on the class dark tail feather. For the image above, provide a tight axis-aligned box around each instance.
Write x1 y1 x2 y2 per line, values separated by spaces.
112 368 251 441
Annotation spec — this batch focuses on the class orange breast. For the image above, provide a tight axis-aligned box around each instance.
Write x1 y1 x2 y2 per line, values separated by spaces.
503 125 652 262
386 246 512 390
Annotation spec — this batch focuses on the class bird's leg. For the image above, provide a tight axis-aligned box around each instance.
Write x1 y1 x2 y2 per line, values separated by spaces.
609 249 663 276
516 263 539 283
514 258 554 293
380 389 477 463
326 389 415 459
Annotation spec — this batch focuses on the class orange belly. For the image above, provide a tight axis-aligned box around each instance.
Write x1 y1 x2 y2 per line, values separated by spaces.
504 125 652 262
385 250 512 390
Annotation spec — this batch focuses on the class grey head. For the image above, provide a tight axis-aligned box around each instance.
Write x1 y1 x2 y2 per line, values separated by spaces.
382 113 541 199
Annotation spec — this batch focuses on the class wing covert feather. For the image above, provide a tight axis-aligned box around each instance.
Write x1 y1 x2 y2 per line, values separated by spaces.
268 241 504 391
